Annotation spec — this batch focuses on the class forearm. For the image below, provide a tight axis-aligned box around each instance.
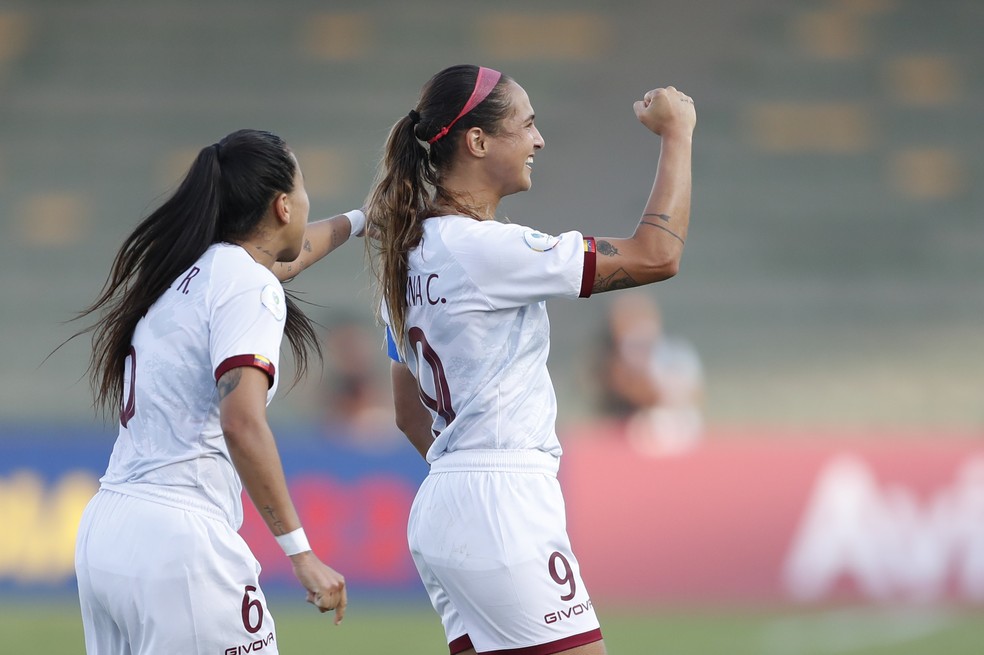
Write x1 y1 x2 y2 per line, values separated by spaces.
636 131 693 260
399 399 435 460
392 362 434 461
403 422 434 461
225 420 303 536
273 213 355 282
591 133 693 292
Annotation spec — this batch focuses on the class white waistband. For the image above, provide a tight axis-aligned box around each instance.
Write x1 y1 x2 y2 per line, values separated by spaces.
429 449 559 476
100 482 233 525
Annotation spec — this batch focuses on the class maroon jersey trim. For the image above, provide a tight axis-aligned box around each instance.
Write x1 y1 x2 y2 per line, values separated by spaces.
449 628 603 655
215 354 276 388
579 237 597 298
448 634 473 655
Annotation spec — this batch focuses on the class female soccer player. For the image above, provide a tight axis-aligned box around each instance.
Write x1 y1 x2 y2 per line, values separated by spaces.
365 65 695 655
73 129 365 654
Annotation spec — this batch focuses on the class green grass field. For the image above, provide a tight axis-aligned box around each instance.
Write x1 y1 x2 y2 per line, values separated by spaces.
3 599 983 654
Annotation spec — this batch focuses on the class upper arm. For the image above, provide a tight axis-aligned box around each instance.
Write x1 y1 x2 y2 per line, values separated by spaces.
588 236 680 294
218 365 272 438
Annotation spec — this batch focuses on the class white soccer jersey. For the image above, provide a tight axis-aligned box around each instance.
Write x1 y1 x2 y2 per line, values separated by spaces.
386 215 596 462
100 243 286 529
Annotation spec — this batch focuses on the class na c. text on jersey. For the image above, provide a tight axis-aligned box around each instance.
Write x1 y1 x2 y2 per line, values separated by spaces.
406 273 446 307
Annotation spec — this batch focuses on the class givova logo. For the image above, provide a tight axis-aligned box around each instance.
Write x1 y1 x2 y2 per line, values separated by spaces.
224 632 274 655
784 455 984 602
544 599 593 624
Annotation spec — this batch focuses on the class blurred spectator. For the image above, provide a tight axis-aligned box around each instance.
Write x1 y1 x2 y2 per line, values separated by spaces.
321 317 398 448
597 292 704 454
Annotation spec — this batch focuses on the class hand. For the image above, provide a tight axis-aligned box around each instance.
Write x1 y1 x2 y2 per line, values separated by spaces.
633 86 696 138
290 552 347 624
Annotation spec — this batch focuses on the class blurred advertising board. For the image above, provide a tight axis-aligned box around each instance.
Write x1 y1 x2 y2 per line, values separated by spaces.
563 425 984 605
2 423 982 605
0 424 427 598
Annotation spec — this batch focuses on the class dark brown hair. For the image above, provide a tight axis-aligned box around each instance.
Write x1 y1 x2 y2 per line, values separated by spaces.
75 129 321 415
365 64 513 356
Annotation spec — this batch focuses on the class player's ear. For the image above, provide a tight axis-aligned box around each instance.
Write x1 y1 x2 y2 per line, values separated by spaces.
273 192 290 225
463 127 488 159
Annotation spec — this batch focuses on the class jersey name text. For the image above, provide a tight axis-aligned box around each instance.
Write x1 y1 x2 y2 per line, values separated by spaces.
406 273 446 307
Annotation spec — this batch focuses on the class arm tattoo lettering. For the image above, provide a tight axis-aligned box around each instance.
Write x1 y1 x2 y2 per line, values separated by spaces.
596 240 619 256
593 268 638 293
217 367 243 400
303 238 312 252
263 505 288 535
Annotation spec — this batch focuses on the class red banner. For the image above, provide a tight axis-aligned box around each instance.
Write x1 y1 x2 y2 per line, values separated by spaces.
562 425 984 604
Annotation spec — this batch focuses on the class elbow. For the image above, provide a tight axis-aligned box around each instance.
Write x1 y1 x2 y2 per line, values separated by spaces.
657 257 681 280
220 412 266 446
640 255 681 284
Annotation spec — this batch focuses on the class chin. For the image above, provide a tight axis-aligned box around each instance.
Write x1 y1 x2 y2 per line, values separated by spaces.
514 177 534 194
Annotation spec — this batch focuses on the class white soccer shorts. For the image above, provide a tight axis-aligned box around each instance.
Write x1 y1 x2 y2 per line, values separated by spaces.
75 489 279 655
408 450 603 654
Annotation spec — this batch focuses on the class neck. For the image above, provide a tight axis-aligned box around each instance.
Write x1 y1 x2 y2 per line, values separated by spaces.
439 168 501 221
235 237 280 270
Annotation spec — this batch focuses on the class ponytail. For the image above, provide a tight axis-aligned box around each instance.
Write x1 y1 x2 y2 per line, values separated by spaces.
365 114 439 358
366 65 513 358
75 128 322 417
78 145 223 415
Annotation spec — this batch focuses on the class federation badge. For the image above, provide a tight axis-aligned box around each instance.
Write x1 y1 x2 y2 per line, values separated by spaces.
260 284 286 320
523 229 561 252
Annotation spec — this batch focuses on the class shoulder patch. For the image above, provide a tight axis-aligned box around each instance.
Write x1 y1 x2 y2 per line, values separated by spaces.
522 229 562 252
260 284 286 321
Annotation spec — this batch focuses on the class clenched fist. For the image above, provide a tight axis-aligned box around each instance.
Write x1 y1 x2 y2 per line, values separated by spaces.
633 86 696 138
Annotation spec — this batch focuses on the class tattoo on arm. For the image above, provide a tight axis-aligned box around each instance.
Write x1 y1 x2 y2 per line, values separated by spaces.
596 240 620 256
643 213 671 222
303 238 312 253
217 367 243 400
593 240 636 291
640 220 685 245
263 505 288 535
593 268 638 293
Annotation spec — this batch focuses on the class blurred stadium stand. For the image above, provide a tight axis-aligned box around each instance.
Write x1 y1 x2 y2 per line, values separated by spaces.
0 0 981 430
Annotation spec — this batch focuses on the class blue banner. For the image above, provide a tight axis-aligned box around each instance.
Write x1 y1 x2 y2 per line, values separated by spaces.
0 423 428 598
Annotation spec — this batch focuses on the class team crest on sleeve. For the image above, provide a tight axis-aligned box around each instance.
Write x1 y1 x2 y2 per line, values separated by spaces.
260 284 286 320
523 229 562 252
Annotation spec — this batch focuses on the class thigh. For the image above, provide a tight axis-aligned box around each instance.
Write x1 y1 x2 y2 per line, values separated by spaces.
76 490 279 655
76 492 128 655
409 471 602 654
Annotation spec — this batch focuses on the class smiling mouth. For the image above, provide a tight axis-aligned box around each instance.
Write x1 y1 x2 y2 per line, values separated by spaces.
525 157 534 169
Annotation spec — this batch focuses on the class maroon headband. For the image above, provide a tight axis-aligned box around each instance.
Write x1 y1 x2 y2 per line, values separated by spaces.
427 67 503 144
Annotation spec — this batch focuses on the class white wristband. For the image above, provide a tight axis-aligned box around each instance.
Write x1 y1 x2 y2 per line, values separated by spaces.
275 528 311 556
344 209 366 238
